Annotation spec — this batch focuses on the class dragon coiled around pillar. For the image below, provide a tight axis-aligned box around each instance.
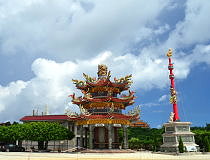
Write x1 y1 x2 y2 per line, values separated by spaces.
169 88 177 104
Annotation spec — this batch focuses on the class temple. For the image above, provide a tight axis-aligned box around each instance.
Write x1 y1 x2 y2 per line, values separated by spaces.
69 64 141 149
20 64 148 151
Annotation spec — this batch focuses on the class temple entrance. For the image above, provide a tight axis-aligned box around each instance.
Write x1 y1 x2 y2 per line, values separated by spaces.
93 127 108 149
92 126 121 149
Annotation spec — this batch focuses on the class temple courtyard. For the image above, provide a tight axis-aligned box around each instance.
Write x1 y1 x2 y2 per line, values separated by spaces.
0 151 209 160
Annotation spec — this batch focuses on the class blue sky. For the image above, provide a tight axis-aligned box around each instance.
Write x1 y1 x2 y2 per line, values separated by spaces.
0 0 210 128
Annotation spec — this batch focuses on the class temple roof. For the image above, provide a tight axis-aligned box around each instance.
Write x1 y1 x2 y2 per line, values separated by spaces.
72 65 132 92
78 113 139 121
20 113 138 122
75 79 131 92
20 115 77 122
70 93 135 106
130 120 150 128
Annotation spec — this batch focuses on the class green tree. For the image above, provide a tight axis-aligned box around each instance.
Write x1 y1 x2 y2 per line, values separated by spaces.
0 122 74 150
125 127 163 151
0 126 11 142
128 137 141 149
178 137 184 153
152 136 158 152
24 122 74 150
192 127 210 151
206 124 210 131
203 136 210 152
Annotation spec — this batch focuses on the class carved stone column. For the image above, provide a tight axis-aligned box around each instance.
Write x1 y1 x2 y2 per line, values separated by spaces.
108 124 113 149
89 125 93 149
123 125 128 149
80 125 83 148
74 124 78 147
85 127 88 148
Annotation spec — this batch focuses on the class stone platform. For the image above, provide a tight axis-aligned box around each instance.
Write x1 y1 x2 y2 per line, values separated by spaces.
161 121 198 152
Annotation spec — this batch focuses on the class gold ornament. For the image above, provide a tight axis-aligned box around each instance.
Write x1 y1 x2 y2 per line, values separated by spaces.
167 48 173 57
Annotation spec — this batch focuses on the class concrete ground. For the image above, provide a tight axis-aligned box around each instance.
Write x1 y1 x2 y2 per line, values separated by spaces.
0 151 209 160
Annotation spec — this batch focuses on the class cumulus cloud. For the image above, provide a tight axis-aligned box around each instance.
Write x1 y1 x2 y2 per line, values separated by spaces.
0 80 28 112
0 0 170 60
165 0 210 48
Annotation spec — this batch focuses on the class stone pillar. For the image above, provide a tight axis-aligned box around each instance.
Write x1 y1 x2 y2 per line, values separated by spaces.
80 126 83 148
123 125 128 149
85 127 88 148
74 124 77 147
89 125 93 149
108 124 113 149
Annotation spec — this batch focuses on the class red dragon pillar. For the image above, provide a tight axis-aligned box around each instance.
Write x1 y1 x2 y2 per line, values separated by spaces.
167 49 180 121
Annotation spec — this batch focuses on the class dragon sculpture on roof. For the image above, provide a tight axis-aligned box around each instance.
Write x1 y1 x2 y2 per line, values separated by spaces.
114 74 132 84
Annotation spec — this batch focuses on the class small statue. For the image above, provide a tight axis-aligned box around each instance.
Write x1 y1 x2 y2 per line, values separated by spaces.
134 105 141 115
108 103 115 113
107 90 112 97
169 112 175 123
127 105 141 116
80 105 91 116
97 64 108 77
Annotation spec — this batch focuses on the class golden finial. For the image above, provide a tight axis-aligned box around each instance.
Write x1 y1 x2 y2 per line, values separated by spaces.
97 64 108 77
166 48 173 57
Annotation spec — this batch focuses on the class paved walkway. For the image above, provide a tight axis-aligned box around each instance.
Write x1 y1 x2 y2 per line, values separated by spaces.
0 152 209 160
81 149 135 153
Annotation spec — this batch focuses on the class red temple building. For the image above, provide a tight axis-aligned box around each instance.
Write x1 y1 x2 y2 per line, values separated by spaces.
69 64 147 149
20 64 148 150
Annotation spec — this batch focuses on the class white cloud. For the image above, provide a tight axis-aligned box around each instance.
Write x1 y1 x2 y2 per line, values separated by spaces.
158 95 168 102
141 102 161 108
0 0 170 60
0 80 28 112
165 0 210 48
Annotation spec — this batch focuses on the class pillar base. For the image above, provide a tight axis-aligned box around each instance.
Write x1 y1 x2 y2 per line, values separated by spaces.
161 121 199 152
